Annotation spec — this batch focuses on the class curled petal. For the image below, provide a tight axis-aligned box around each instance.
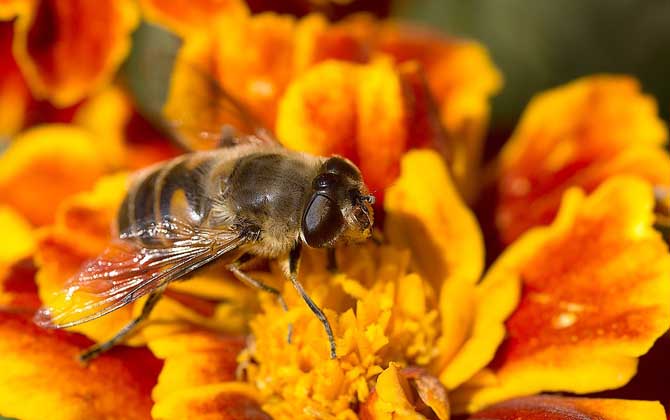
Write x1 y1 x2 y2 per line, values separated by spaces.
497 75 670 243
0 124 108 225
360 365 449 420
469 396 666 420
12 0 139 106
0 312 161 420
140 0 248 37
453 176 670 412
384 150 483 289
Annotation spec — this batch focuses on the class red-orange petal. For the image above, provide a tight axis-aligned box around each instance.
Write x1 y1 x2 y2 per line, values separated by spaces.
469 396 666 420
452 176 670 412
0 312 162 420
496 75 670 244
0 21 30 138
12 0 139 106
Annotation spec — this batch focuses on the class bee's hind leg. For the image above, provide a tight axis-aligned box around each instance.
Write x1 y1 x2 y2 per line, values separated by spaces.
78 290 164 363
227 257 293 343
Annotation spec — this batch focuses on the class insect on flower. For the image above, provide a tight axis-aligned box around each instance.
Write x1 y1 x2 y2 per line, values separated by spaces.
34 69 375 362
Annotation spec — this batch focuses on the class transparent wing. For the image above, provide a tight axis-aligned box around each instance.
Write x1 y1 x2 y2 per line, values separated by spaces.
34 217 246 329
163 60 280 151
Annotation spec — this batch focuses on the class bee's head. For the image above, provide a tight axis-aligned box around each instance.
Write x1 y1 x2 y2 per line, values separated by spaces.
301 156 375 248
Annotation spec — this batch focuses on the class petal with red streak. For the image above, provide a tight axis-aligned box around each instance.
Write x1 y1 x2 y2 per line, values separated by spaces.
453 176 670 412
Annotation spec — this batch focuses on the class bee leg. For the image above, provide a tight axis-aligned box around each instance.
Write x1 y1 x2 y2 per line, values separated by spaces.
78 290 163 363
227 261 293 344
288 243 337 359
326 248 338 273
656 186 670 228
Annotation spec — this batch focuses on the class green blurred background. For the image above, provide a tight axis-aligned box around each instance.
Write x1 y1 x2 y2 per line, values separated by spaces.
398 0 670 127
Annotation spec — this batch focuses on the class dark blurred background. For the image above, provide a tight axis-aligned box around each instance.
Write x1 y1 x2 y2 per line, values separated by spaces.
397 0 670 128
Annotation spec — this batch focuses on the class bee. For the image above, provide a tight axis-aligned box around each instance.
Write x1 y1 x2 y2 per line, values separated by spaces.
34 70 375 362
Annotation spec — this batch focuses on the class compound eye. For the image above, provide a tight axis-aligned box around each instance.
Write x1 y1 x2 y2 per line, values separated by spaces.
302 194 344 248
313 172 338 191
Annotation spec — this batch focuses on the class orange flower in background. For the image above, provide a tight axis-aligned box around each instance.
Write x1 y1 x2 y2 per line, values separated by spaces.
11 0 139 107
1 1 670 420
496 75 670 244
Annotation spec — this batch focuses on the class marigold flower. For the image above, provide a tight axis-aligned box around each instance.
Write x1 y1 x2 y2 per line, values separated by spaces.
1 2 670 419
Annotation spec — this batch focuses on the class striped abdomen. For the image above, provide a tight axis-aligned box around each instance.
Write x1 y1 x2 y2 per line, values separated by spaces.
117 153 216 245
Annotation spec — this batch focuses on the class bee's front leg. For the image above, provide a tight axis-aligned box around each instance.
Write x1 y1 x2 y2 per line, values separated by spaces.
285 243 337 359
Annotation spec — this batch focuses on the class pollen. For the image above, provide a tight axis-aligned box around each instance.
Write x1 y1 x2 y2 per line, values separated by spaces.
240 244 441 419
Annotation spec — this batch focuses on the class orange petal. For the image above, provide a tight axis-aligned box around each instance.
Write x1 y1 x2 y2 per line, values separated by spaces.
148 330 245 401
278 59 409 195
276 60 359 157
0 312 161 420
140 0 248 37
12 0 139 106
469 396 666 420
497 75 670 244
149 330 269 420
360 365 449 420
384 150 514 390
0 21 30 137
452 176 670 412
0 124 108 225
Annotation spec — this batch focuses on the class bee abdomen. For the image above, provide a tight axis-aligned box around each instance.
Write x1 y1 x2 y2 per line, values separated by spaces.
118 154 214 245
